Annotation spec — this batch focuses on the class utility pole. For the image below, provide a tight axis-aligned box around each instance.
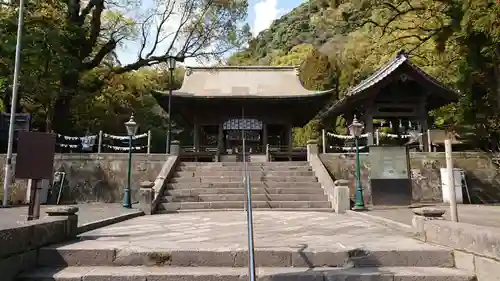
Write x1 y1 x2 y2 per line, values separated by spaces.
3 0 25 207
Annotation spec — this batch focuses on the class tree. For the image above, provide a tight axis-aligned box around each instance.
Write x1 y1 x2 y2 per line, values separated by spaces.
299 48 337 91
340 0 500 148
3 0 251 133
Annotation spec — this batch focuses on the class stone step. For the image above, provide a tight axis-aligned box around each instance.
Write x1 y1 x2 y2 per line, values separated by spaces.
174 170 315 177
167 182 322 189
36 245 454 268
179 161 310 167
161 193 329 203
170 176 318 183
16 266 475 281
157 208 335 213
178 166 313 172
159 201 332 211
165 187 326 196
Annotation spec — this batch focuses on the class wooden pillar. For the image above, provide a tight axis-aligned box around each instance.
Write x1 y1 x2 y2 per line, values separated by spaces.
217 122 224 153
262 122 268 153
287 123 293 152
419 94 430 152
193 119 200 152
364 105 374 146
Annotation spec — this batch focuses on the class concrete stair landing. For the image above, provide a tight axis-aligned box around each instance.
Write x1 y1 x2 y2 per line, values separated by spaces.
158 161 333 213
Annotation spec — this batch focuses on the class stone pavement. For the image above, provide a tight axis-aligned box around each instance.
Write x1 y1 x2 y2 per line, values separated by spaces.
0 203 142 229
69 211 447 256
357 204 500 228
19 211 478 280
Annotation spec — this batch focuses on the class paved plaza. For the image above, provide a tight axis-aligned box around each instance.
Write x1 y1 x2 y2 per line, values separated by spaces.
74 211 442 252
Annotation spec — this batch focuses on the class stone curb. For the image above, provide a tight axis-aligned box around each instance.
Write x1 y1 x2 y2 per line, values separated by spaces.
76 210 144 234
345 210 416 234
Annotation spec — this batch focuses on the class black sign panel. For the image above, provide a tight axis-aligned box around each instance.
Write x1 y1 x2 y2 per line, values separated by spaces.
15 132 56 180
0 113 31 132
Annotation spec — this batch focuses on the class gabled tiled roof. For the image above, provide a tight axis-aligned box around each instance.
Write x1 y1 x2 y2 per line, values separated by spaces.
318 51 459 118
155 66 334 98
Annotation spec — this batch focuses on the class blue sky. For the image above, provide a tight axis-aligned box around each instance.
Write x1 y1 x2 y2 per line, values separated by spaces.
117 0 305 66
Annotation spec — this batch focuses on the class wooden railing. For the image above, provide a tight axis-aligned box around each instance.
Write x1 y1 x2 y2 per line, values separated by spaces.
266 145 307 161
180 146 219 162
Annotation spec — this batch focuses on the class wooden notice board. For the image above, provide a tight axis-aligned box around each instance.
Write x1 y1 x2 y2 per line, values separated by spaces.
15 132 56 180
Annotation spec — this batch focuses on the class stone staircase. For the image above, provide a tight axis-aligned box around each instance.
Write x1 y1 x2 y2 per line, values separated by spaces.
157 161 333 213
16 211 476 281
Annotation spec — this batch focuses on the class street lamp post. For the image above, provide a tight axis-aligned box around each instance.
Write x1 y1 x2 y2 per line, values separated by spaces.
123 115 138 208
166 56 177 154
349 115 366 211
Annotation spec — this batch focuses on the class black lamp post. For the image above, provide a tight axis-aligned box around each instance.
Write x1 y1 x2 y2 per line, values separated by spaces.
123 114 138 209
349 115 366 211
166 56 177 154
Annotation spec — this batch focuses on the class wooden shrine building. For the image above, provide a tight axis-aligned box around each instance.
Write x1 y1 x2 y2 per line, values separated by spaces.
153 66 333 160
319 51 459 151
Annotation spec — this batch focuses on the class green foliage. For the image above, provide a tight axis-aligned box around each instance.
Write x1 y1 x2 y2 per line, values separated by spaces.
299 48 336 91
227 0 500 149
0 0 248 142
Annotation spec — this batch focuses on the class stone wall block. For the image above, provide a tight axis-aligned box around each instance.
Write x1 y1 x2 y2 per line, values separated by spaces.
139 181 155 215
333 186 350 214
320 152 500 203
46 206 79 239
475 256 500 281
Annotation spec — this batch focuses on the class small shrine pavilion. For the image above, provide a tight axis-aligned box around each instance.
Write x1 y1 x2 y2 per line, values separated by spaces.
319 51 459 151
153 66 334 158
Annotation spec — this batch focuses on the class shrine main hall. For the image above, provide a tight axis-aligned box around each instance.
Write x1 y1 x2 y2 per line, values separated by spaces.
153 52 458 159
153 65 333 159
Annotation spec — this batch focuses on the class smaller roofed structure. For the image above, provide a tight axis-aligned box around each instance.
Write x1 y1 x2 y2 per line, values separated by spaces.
319 51 460 152
152 66 334 158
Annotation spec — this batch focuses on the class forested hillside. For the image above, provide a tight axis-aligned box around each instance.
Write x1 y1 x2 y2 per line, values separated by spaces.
229 0 500 149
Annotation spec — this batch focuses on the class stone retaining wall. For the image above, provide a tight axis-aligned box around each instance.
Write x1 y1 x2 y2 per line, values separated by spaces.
0 154 168 204
320 152 500 204
0 216 76 280
413 217 500 281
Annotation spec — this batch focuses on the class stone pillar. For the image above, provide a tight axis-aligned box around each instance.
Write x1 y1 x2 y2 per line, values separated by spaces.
306 139 318 162
46 206 79 239
139 181 155 215
333 180 350 214
170 140 180 156
262 123 268 153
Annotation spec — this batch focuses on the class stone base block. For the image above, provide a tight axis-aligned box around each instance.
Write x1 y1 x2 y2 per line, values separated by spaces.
333 186 349 214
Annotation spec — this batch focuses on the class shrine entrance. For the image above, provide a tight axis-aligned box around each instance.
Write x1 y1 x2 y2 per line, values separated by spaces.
223 118 263 155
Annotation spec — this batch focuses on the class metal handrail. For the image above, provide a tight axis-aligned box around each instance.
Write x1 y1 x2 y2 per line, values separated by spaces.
242 108 256 281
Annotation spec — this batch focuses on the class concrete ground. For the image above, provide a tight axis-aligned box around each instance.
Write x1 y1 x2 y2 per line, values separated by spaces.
358 204 500 228
0 203 142 229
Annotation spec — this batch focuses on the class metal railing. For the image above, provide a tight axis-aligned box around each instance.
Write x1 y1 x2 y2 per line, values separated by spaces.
241 109 256 281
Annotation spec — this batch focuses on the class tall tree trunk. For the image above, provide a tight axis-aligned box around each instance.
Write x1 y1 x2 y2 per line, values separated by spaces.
52 72 79 134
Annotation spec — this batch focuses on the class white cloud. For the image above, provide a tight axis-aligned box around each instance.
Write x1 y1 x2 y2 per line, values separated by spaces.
252 0 280 37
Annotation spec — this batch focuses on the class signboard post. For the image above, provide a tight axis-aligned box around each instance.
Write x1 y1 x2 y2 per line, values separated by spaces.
368 146 412 206
15 132 56 220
